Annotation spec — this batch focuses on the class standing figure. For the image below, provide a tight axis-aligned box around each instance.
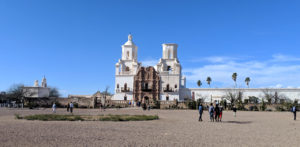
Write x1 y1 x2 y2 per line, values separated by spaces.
198 104 203 121
209 103 215 122
219 106 223 122
233 106 237 117
292 105 297 120
52 103 56 113
215 104 220 122
99 102 102 111
67 103 70 112
70 102 74 114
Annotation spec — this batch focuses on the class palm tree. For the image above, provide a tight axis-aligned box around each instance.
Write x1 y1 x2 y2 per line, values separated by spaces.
245 77 250 88
197 80 202 88
206 76 212 88
232 72 237 88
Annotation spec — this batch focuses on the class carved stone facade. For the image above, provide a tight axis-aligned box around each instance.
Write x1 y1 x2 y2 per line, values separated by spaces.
133 66 160 105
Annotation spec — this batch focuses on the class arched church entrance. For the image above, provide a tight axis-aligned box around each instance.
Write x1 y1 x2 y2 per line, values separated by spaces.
143 96 149 105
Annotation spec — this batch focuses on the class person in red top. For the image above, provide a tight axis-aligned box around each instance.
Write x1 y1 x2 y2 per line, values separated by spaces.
219 106 223 122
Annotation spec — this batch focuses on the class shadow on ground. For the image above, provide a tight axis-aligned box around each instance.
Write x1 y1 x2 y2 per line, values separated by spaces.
223 121 252 124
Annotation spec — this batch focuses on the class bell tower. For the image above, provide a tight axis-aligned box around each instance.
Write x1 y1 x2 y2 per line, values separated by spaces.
121 34 138 61
114 34 141 101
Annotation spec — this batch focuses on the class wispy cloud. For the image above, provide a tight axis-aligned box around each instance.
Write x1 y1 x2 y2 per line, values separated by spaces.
271 54 300 62
184 54 300 88
141 59 158 67
189 56 238 63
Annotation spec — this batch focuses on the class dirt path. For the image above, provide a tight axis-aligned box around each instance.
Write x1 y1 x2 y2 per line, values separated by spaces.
0 108 299 147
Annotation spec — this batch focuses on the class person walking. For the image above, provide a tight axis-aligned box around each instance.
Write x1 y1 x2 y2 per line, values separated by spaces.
99 102 102 111
52 102 56 113
233 105 237 117
292 105 297 120
219 106 223 122
215 104 220 122
67 103 70 112
209 103 214 122
70 102 74 114
198 104 204 121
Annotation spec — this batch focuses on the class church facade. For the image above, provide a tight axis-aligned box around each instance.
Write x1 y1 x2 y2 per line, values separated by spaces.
112 35 300 103
113 34 186 102
22 76 50 98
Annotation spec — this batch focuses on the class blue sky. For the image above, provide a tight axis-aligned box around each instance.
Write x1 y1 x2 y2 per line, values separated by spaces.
1 0 300 96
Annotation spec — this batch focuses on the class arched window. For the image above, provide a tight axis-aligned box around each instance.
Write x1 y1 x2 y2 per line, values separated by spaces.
145 83 148 90
124 96 127 101
124 83 127 90
166 84 170 90
126 51 130 59
117 84 119 88
175 84 177 88
125 66 130 71
166 96 169 101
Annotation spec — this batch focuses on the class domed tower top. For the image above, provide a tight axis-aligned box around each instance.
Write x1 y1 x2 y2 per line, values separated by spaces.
41 76 47 87
122 34 138 60
128 34 132 41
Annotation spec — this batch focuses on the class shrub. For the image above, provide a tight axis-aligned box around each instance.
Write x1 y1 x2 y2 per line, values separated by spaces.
17 114 158 121
249 105 259 111
275 106 285 111
260 100 266 111
14 114 23 119
99 114 159 121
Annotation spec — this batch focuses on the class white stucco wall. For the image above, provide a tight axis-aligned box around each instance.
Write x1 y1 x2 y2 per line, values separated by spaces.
23 87 50 98
185 88 300 102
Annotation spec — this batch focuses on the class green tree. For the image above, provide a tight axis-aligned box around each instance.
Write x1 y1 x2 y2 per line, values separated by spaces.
245 77 250 88
197 80 202 88
206 76 212 88
232 72 238 88
49 87 60 97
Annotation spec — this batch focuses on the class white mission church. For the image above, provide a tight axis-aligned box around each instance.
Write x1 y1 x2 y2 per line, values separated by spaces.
112 35 300 103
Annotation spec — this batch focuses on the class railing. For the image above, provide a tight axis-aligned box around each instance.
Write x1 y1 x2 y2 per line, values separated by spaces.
121 87 131 92
118 71 132 75
142 88 152 92
159 71 179 75
163 87 174 92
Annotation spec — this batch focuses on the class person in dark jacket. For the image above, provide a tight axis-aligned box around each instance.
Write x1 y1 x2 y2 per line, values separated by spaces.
67 103 70 112
198 104 204 121
292 105 297 120
233 105 237 117
209 103 214 122
215 104 220 122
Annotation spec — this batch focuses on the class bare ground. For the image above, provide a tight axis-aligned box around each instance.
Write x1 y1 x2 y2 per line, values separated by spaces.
0 108 299 147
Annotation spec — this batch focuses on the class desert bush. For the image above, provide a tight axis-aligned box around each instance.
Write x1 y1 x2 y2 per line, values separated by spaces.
99 114 159 121
14 114 23 119
260 100 267 111
275 106 285 111
73 102 79 108
249 105 259 111
186 100 196 109
17 114 158 121
22 114 84 121
265 109 272 111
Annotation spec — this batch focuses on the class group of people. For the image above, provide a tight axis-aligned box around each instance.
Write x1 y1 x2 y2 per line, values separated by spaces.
52 102 74 113
198 103 225 122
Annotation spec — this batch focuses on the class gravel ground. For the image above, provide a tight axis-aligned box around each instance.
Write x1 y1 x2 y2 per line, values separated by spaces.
0 108 299 147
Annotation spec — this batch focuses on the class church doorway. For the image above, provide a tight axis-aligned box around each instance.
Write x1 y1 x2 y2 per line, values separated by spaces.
144 96 149 105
